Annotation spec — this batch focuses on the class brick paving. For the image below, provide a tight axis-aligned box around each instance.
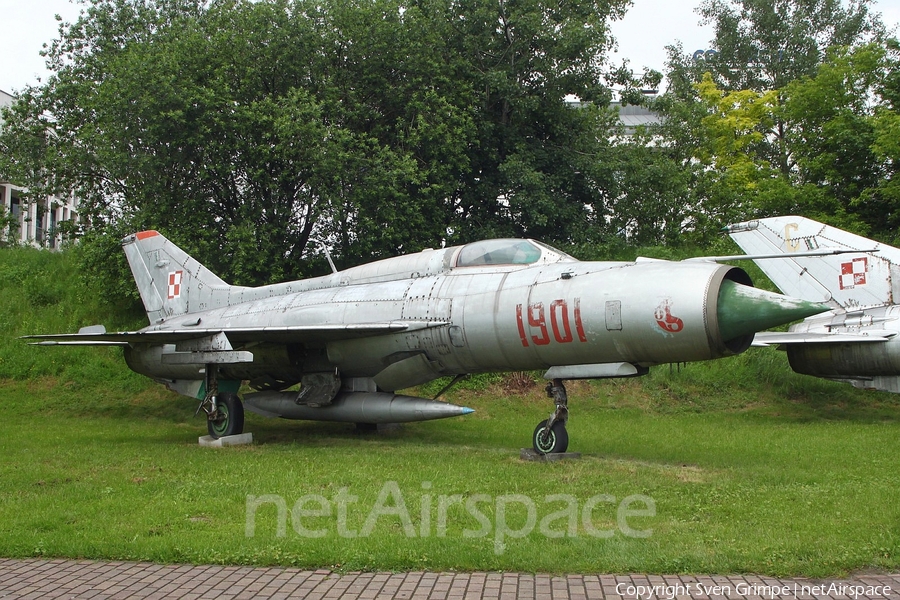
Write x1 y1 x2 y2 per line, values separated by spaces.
1 559 899 599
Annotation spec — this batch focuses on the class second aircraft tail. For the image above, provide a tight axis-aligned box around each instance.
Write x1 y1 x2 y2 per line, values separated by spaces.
726 216 900 310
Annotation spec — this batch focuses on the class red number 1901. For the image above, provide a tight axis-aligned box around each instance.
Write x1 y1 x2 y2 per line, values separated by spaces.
515 298 587 347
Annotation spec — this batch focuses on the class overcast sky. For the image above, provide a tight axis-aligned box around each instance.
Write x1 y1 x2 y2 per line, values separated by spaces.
1 0 898 95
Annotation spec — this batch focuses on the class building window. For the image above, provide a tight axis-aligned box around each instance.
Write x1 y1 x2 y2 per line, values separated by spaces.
10 194 21 239
35 204 45 245
49 206 58 249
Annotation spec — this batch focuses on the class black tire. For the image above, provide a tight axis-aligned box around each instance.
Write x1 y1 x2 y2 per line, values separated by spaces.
532 419 568 454
207 392 245 439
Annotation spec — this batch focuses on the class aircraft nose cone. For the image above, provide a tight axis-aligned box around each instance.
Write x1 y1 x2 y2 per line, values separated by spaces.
717 279 830 341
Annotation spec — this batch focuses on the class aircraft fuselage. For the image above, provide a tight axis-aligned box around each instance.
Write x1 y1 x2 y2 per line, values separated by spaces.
124 257 752 391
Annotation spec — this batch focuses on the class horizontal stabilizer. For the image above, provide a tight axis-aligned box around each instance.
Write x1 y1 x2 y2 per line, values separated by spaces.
751 330 894 347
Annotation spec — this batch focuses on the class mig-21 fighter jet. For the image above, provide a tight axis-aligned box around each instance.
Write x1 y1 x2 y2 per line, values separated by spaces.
26 231 828 453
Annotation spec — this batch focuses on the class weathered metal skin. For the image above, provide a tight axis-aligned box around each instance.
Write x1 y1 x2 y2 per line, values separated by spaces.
124 343 308 383
326 260 750 379
27 231 829 432
119 249 801 390
786 306 900 377
242 391 473 423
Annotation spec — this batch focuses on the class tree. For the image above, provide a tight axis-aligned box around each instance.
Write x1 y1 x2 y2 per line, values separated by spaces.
0 0 634 291
432 0 630 245
698 0 882 177
696 0 881 92
656 0 887 237
693 72 790 224
781 43 887 223
602 126 696 246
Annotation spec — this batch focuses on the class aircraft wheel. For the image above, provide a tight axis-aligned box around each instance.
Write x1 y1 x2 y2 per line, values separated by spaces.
532 419 568 454
208 392 245 439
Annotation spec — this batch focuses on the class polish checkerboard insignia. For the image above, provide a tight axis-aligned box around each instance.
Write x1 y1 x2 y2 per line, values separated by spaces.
167 270 184 299
839 257 867 290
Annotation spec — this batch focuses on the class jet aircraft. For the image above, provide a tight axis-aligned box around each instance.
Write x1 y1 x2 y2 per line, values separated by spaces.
726 215 900 393
26 231 828 453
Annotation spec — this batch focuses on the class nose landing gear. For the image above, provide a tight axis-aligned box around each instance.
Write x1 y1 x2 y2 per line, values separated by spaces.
532 378 569 454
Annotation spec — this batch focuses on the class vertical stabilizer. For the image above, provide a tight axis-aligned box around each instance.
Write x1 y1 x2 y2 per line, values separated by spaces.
122 231 234 323
726 216 900 309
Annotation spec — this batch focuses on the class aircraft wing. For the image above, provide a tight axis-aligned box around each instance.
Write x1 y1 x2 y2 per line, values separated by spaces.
23 321 449 346
751 330 895 347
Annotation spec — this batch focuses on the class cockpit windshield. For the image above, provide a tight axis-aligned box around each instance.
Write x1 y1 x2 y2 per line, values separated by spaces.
533 241 577 262
456 239 543 267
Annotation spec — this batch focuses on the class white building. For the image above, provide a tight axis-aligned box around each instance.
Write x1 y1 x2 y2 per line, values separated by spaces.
611 101 663 135
0 89 81 249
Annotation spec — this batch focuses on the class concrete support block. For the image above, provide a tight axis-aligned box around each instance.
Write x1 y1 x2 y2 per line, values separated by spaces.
198 433 253 447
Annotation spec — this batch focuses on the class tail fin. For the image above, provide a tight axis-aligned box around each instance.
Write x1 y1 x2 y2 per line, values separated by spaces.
726 216 900 309
122 231 233 323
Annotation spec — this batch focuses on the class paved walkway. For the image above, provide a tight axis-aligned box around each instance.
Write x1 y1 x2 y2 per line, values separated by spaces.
1 559 899 600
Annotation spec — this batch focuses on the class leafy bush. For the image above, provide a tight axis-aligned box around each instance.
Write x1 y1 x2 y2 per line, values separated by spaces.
0 246 144 385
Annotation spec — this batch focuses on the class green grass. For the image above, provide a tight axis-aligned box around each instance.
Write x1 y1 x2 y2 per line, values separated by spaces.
2 245 900 576
1 371 899 576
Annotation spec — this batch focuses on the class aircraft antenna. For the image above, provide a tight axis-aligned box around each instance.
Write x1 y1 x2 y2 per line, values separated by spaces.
309 239 338 274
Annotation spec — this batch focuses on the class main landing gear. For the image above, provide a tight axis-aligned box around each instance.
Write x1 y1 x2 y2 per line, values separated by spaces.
532 378 569 454
196 366 245 439
206 392 244 438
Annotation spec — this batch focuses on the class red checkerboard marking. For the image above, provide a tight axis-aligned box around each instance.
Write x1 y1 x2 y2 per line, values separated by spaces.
167 270 183 299
839 257 867 290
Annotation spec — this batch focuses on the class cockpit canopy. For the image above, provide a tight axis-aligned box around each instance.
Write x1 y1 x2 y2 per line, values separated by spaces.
455 239 575 267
